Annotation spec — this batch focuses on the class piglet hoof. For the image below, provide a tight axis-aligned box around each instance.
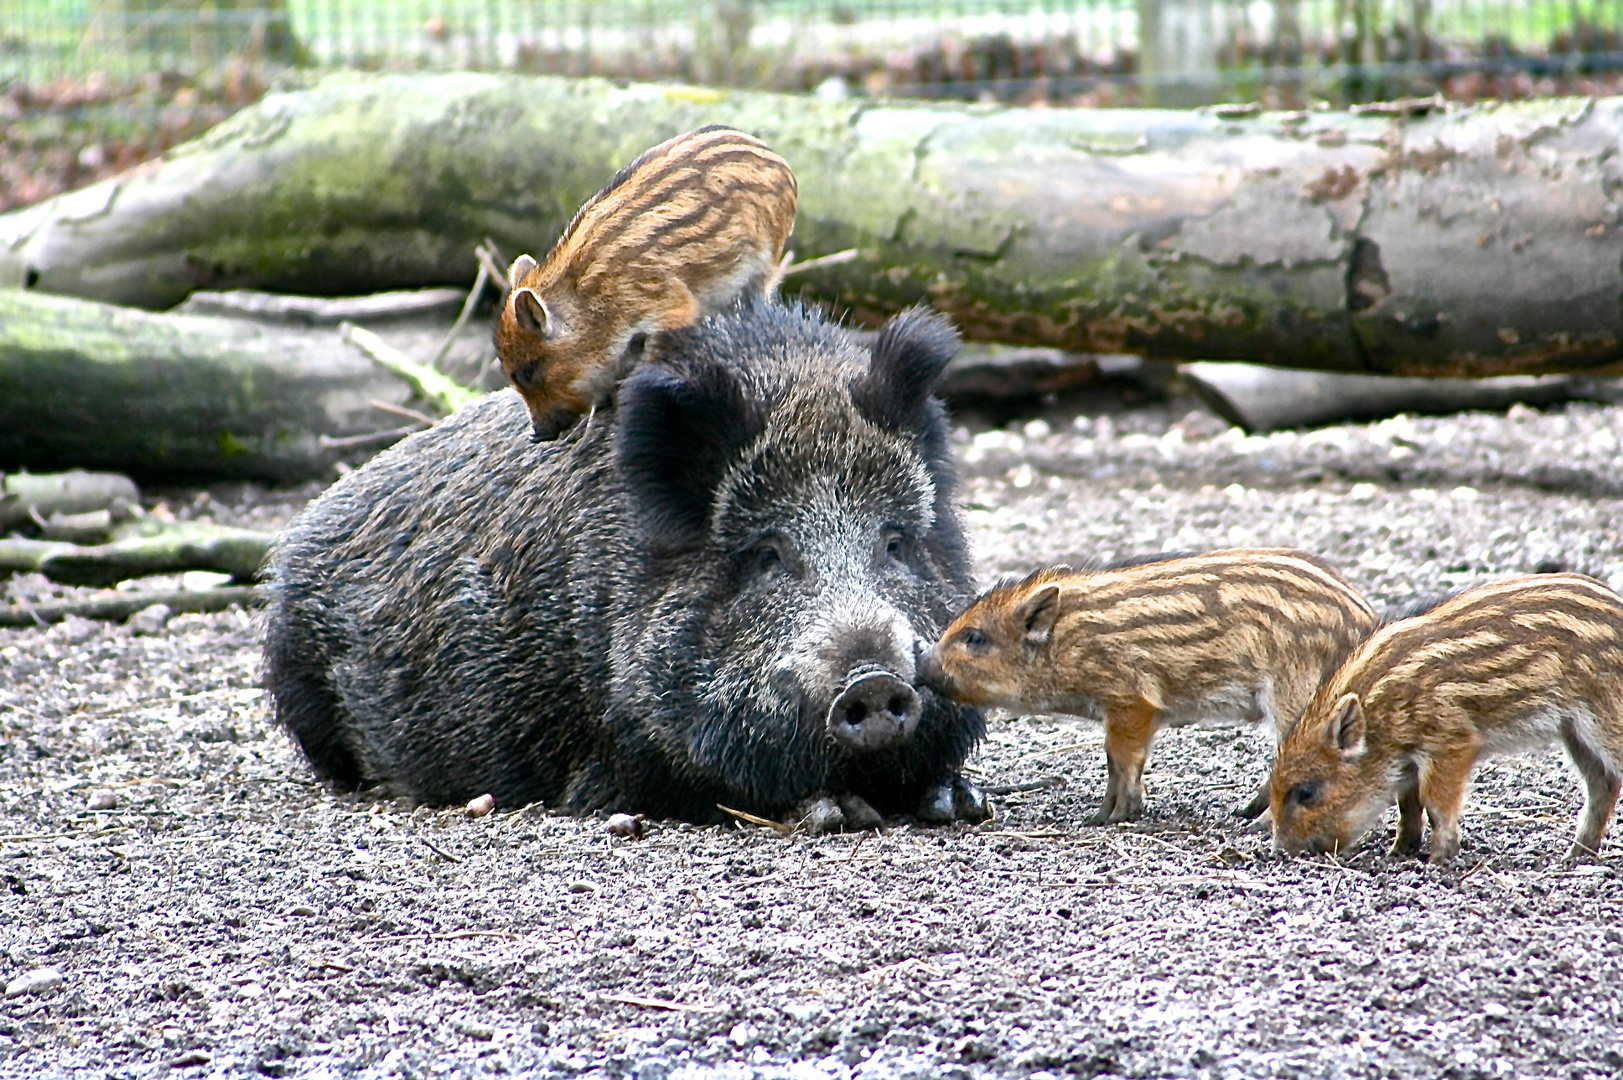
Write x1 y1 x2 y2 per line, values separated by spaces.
1562 842 1602 866
1388 836 1423 859
1425 838 1461 866
1233 785 1270 820
794 795 846 835
1090 791 1142 825
837 794 884 831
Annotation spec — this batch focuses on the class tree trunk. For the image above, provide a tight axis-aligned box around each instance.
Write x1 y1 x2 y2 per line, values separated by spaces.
1 74 1620 377
0 290 430 482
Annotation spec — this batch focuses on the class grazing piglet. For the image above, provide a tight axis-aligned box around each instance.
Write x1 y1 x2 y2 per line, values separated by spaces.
264 299 987 827
1270 573 1623 864
918 549 1378 823
496 125 797 440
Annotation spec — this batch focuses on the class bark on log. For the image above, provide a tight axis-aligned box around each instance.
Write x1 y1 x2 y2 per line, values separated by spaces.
0 290 438 482
1 75 1620 377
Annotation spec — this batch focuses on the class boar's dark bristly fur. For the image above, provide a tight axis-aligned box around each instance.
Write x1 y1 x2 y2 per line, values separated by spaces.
264 299 985 823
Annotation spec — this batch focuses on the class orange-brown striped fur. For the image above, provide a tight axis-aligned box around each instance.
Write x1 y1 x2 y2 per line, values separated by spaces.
1270 573 1623 864
495 125 797 440
919 549 1379 824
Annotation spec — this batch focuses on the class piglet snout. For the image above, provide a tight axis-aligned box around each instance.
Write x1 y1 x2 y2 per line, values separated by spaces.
915 643 948 695
827 667 921 752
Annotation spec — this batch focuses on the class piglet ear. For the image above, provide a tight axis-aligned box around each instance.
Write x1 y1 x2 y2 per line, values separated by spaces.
507 254 538 290
615 361 763 550
511 288 553 337
1326 693 1366 759
850 307 960 432
1017 584 1062 646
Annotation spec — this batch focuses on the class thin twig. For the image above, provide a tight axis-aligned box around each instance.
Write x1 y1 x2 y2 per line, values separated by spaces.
370 399 443 426
340 322 483 415
318 425 425 450
779 248 860 277
357 929 516 944
600 992 715 1012
431 258 492 368
416 837 463 863
716 803 796 835
982 776 1067 796
476 238 510 297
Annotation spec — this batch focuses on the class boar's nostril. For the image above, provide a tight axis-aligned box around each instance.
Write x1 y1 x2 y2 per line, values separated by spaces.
827 672 920 752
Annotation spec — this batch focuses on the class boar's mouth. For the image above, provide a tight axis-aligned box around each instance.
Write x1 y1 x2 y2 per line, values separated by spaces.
826 666 922 752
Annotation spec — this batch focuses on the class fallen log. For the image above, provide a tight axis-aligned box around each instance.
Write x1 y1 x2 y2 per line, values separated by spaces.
0 471 141 532
174 287 467 325
2 75 1620 376
0 523 275 587
1183 363 1623 432
0 290 454 482
0 585 261 628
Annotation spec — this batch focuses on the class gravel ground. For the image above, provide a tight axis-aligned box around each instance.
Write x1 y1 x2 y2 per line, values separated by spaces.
3 384 1622 1080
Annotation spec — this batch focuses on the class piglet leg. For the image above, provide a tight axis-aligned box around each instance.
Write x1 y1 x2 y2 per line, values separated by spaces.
1391 780 1425 858
1418 746 1476 865
1563 724 1621 863
1090 699 1157 824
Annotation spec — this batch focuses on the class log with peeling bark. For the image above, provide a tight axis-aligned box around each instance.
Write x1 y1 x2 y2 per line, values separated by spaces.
1 76 1620 377
0 290 448 482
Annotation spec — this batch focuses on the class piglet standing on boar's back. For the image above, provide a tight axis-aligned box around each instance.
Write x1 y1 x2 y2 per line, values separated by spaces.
1270 573 1623 864
263 300 988 827
497 125 798 441
918 549 1378 823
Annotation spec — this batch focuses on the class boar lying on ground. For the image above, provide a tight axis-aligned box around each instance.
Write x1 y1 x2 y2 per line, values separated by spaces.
263 300 989 826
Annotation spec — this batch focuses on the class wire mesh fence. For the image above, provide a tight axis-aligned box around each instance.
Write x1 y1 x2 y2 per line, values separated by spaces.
3 1 1621 106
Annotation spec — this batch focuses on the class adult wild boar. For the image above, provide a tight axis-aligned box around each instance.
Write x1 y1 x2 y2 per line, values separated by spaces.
263 300 988 825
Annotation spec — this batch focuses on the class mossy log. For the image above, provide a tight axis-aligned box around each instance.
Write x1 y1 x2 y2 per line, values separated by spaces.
0 523 274 587
1 76 1620 377
0 290 435 482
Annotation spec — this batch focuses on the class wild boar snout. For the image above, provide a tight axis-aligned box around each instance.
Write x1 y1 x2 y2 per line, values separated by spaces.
827 667 921 751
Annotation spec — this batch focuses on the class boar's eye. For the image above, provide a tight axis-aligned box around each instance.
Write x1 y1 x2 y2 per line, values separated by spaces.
882 529 910 563
750 539 785 574
512 363 542 389
1288 781 1323 807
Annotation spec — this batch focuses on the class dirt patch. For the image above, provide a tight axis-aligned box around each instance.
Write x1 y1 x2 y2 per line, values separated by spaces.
3 389 1621 1078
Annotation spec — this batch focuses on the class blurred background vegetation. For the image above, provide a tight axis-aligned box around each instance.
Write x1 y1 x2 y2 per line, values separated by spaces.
3 0 1622 211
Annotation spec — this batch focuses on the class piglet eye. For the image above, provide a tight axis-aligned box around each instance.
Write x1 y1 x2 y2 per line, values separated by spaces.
1289 781 1322 807
958 628 990 652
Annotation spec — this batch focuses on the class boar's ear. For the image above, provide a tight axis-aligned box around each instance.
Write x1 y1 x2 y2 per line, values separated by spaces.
851 307 961 431
615 362 764 548
1017 584 1062 646
1325 693 1366 760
